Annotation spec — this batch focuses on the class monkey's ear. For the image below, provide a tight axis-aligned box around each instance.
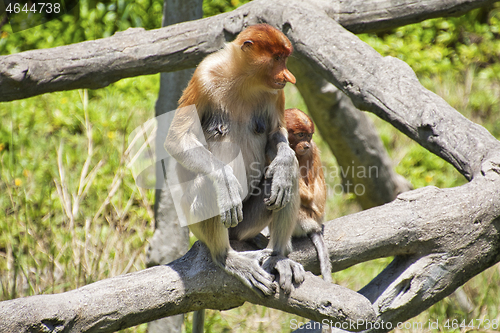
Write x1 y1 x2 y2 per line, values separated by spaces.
241 40 254 51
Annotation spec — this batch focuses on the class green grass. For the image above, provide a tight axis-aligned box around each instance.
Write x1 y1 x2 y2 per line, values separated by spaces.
1 32 500 333
0 76 158 302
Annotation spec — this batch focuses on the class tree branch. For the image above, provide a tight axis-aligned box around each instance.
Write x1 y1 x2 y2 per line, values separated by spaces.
1 175 498 332
0 242 375 333
0 0 497 102
291 177 500 332
313 0 498 33
281 1 500 180
290 178 500 275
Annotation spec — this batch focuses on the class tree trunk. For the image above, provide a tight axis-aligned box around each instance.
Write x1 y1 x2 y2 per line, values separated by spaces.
146 0 202 332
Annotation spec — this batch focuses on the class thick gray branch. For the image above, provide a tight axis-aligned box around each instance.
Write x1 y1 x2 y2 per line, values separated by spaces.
0 242 375 333
288 176 500 332
0 0 497 102
0 22 222 102
291 178 500 275
280 1 500 180
1 176 499 332
313 0 498 33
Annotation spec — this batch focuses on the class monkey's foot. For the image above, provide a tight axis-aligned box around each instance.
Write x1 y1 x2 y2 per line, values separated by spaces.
261 252 305 294
222 250 276 296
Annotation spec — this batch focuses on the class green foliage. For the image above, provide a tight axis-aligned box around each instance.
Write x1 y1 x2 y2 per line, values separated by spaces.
203 0 251 17
0 0 163 54
0 0 250 55
397 144 467 188
360 4 500 79
0 76 158 299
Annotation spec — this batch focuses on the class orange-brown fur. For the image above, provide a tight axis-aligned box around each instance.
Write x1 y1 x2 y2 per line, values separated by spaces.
285 108 326 234
285 108 331 282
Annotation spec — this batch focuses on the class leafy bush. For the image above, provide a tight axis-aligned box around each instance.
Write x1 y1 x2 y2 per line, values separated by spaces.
360 4 500 79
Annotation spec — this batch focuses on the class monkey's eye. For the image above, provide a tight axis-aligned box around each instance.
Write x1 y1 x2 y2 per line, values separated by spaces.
297 132 305 138
274 55 281 61
241 40 254 51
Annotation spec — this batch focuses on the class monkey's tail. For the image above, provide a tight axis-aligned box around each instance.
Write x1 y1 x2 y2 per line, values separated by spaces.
309 232 332 283
192 309 205 333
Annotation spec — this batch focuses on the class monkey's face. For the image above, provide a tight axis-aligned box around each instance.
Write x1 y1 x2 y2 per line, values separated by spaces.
250 53 295 90
266 56 296 89
236 24 296 90
290 132 313 156
285 108 315 157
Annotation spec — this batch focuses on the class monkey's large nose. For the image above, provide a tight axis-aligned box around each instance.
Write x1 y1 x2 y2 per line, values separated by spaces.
283 69 296 84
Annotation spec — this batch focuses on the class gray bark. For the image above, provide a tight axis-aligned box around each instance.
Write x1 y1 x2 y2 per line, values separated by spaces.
282 3 500 181
311 0 498 33
289 58 412 209
0 0 497 102
289 180 500 332
146 0 202 332
0 242 376 333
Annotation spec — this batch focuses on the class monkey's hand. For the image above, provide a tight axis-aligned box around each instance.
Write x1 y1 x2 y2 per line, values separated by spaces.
213 166 244 228
264 145 298 210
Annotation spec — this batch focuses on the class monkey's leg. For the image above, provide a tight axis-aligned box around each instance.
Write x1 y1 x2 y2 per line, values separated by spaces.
309 231 332 283
263 178 306 293
228 177 303 292
228 178 274 241
189 218 275 296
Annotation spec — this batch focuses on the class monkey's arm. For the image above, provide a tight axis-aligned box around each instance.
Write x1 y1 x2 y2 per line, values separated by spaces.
299 179 315 206
265 127 298 210
300 177 325 217
165 109 243 227
307 150 327 218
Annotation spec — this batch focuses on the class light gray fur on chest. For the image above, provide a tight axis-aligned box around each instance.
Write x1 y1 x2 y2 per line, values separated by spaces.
202 110 270 193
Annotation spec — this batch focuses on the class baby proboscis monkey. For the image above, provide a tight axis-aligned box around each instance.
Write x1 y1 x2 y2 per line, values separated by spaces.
285 108 331 283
